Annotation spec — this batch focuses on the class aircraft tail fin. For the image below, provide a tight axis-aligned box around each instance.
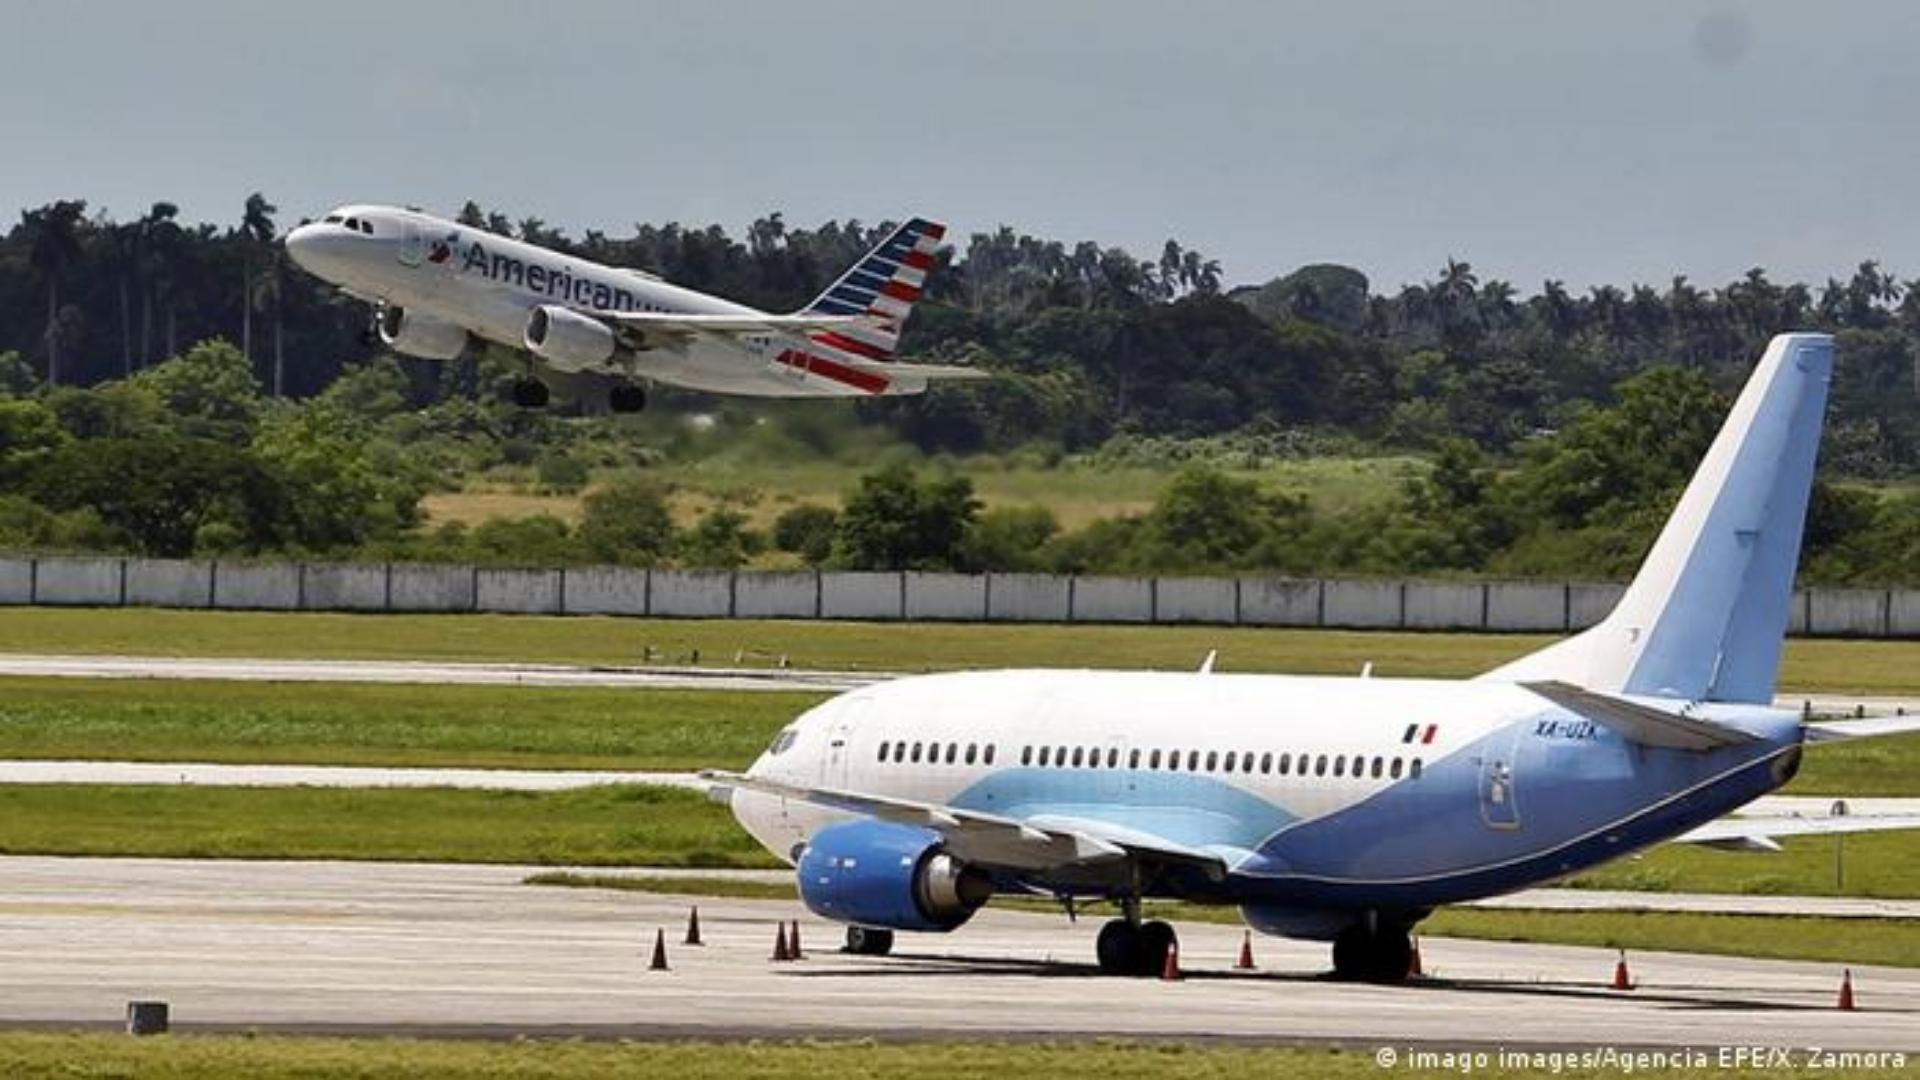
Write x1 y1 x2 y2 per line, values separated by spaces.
798 217 945 365
1481 333 1834 703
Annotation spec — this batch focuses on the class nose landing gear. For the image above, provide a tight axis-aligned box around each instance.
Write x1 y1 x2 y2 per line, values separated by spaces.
608 382 647 414
509 377 550 409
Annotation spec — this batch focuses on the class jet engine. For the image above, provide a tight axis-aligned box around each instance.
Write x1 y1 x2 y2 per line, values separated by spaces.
376 306 469 360
524 305 616 372
796 820 992 932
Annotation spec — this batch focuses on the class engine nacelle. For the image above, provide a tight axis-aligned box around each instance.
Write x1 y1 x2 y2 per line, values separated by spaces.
377 306 469 360
797 820 992 932
523 304 616 372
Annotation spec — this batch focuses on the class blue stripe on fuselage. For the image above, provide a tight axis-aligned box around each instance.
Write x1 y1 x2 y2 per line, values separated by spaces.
948 768 1295 856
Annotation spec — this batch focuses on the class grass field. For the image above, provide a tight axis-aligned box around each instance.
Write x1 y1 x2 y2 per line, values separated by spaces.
0 677 810 771
526 872 1920 970
0 784 777 867
10 607 1920 697
25 1032 1877 1080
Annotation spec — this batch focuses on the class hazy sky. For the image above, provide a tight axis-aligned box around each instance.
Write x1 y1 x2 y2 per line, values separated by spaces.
4 1 1917 293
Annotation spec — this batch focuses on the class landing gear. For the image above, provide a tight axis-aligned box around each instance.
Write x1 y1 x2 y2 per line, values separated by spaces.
844 926 893 956
1331 920 1414 983
608 382 647 414
1094 917 1177 977
510 377 550 409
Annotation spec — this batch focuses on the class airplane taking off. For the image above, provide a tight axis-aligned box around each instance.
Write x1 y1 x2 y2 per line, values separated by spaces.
285 206 981 412
707 333 1920 981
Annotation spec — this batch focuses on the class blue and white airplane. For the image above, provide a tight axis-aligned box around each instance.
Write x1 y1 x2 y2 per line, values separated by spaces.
706 333 1920 981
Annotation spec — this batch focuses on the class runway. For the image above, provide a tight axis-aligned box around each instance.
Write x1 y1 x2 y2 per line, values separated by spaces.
4 652 1919 719
0 857 1913 1050
0 653 871 693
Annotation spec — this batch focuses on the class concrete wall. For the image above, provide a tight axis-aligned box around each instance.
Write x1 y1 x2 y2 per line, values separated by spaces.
477 569 561 615
212 562 302 611
1155 577 1237 624
1072 576 1154 623
1486 582 1566 632
821 572 903 620
905 573 987 621
33 556 123 606
6 552 1913 638
986 574 1070 622
1402 582 1484 631
125 559 213 608
302 563 388 612
561 567 649 616
0 557 33 604
1322 580 1401 629
1238 578 1320 627
1568 583 1627 629
650 570 733 618
734 571 817 619
1808 587 1887 638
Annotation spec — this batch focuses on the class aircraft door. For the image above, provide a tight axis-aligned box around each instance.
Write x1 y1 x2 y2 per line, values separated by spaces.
398 218 426 268
1478 725 1521 830
821 698 867 790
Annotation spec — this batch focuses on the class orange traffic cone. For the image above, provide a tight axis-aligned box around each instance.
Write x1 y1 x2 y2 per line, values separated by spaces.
1235 931 1256 970
1407 936 1423 978
1838 969 1856 1011
649 928 669 971
1160 940 1182 982
684 906 703 946
772 922 791 962
1612 950 1633 991
789 920 804 959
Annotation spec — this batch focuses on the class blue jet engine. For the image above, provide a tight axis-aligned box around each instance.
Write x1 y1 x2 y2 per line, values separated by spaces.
797 819 992 931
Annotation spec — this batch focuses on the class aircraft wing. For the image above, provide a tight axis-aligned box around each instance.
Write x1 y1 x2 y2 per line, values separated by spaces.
700 769 1224 876
1672 813 1920 852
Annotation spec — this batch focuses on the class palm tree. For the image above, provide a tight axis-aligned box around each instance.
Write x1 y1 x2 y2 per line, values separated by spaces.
139 202 181 367
22 199 86 387
239 192 277 364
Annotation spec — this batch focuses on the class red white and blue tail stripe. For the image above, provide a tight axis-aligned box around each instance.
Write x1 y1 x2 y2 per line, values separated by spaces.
775 217 945 393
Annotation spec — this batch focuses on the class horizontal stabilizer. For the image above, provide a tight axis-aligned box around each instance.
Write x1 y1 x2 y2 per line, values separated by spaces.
1804 715 1920 743
1675 813 1920 848
1522 680 1759 751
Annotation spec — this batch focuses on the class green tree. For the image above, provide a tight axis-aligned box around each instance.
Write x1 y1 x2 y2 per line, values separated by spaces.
28 436 286 556
961 505 1059 572
772 504 839 566
679 508 761 569
130 339 264 444
21 200 86 386
577 475 675 564
0 397 70 486
834 463 980 570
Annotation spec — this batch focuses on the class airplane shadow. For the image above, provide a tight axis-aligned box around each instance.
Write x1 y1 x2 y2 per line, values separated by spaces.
777 951 1910 1013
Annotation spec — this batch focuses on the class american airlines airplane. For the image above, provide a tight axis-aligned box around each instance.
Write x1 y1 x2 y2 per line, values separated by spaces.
707 333 1920 981
284 206 981 412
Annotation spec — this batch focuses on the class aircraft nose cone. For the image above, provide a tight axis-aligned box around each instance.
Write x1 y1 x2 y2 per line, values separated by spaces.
284 223 321 271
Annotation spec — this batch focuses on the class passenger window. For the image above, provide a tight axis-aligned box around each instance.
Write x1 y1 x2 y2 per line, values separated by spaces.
877 742 889 763
894 740 906 762
1411 758 1423 779
1128 749 1141 769
1371 757 1384 779
1314 754 1328 777
1107 747 1119 768
1021 746 1032 766
1223 751 1237 772
945 744 957 765
1187 750 1201 771
1038 746 1050 767
984 744 995 765
1278 753 1291 775
1057 745 1068 767
1149 749 1161 768
1071 747 1084 768
1390 758 1403 779
1333 756 1346 778
910 742 923 763
965 743 977 765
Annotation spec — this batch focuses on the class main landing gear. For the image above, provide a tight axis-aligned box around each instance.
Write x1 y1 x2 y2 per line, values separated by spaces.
844 926 893 956
509 376 550 409
607 382 647 414
1331 919 1414 983
1096 917 1177 976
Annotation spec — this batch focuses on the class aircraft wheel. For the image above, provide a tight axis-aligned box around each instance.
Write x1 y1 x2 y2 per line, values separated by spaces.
608 383 647 413
1095 919 1139 975
1331 922 1411 983
510 377 550 409
844 926 893 956
1136 919 1177 977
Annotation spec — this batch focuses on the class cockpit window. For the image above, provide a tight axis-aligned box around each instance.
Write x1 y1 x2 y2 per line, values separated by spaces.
323 214 343 224
768 729 800 756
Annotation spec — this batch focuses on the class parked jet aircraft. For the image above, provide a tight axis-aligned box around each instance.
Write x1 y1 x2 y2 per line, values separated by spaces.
707 333 1920 981
285 206 979 412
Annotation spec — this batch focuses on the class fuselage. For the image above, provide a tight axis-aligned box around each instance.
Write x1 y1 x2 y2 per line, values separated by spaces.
733 669 1804 927
285 204 866 397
